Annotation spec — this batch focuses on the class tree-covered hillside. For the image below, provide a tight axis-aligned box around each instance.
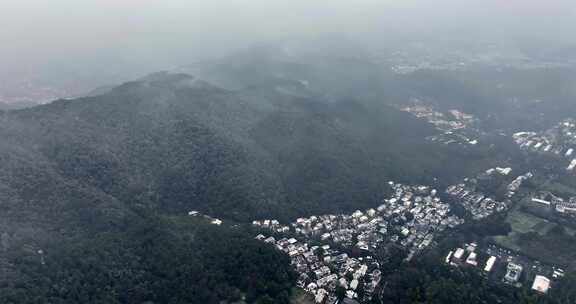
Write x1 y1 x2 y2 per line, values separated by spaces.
0 215 295 304
0 70 516 302
3 72 509 221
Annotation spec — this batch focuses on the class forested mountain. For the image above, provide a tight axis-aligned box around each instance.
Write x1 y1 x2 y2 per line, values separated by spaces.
189 43 576 135
0 67 515 302
1 70 509 220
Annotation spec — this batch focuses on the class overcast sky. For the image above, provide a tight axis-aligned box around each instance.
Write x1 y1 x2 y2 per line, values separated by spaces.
1 0 575 85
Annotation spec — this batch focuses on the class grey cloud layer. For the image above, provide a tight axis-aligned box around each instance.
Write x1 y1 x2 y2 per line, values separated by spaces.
0 0 574 75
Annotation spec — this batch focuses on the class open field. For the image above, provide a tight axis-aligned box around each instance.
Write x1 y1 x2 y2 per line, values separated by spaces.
493 233 522 252
506 210 556 235
493 208 576 268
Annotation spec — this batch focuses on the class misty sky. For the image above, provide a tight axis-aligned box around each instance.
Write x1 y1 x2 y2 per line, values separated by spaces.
1 0 575 92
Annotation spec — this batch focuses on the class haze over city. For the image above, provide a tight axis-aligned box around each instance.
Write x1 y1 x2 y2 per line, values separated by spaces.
1 0 575 105
2 1 576 303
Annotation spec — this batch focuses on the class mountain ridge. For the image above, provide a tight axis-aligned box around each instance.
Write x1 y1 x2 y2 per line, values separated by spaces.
0 71 510 302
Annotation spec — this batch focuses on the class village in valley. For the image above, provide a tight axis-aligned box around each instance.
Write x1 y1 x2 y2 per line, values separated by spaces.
250 166 573 303
513 119 576 173
248 111 576 303
400 101 481 147
253 182 463 304
182 101 576 304
445 168 533 220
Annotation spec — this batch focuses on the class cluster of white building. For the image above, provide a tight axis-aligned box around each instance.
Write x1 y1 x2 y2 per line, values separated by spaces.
252 219 290 233
446 243 481 267
531 191 576 215
400 103 480 146
255 235 379 304
289 182 463 259
506 172 534 198
187 210 222 225
486 167 513 176
513 119 576 173
253 181 467 303
567 159 576 172
446 243 555 294
446 168 532 220
400 104 475 132
446 183 508 220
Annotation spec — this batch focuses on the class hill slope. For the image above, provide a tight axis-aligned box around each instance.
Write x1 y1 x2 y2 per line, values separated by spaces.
0 71 507 302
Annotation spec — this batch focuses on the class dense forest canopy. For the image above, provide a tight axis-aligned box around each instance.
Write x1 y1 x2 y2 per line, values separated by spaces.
1 44 576 302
